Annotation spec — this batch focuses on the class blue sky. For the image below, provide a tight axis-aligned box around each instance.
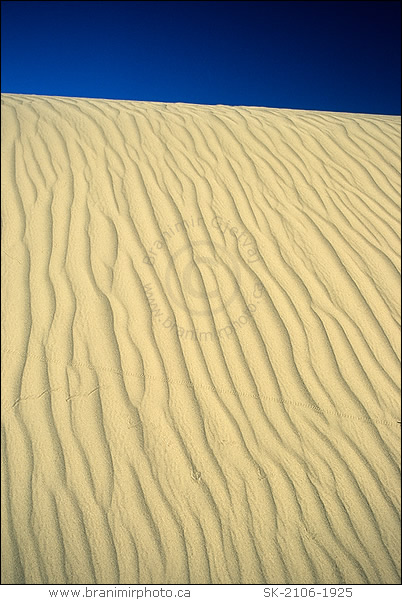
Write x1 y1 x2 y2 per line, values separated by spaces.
1 0 401 114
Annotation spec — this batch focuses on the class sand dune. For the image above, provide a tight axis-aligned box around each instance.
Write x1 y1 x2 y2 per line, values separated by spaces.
1 93 400 585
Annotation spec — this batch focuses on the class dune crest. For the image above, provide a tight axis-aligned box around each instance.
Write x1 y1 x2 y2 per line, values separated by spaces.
1 93 401 584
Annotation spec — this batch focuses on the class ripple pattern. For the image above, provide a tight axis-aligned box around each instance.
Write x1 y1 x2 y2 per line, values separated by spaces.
1 94 401 584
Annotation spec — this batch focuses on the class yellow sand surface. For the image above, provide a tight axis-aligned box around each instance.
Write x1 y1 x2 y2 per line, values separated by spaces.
1 94 401 584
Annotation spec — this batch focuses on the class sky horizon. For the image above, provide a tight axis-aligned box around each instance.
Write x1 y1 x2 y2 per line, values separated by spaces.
1 0 401 115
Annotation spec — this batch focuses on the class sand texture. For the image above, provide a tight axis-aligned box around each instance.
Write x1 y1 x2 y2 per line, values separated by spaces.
1 94 401 585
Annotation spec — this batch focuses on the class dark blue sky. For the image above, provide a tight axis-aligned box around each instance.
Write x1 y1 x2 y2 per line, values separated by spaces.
1 0 401 114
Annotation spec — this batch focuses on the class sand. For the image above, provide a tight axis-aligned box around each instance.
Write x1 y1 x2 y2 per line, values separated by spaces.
1 93 400 585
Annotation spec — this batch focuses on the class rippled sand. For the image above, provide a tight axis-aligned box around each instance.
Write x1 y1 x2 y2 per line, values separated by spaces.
1 94 401 584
